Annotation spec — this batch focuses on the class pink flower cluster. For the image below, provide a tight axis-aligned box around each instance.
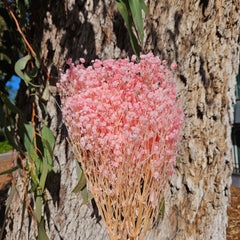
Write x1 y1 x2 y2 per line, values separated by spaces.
58 53 184 180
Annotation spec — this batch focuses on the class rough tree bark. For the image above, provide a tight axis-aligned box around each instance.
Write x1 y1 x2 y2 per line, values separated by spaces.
5 0 240 240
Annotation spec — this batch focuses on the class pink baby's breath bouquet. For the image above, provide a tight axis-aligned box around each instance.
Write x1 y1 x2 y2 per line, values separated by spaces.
58 53 184 240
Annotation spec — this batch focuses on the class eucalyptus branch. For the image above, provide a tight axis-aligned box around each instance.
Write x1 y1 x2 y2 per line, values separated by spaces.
3 0 51 86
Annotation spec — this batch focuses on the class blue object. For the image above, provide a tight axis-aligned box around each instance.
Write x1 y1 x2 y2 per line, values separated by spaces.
5 75 21 101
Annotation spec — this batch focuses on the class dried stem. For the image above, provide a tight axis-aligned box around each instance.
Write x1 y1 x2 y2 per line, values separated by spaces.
76 144 170 240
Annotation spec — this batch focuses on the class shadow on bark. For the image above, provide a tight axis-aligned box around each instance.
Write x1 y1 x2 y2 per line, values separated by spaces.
0 182 11 239
113 11 133 56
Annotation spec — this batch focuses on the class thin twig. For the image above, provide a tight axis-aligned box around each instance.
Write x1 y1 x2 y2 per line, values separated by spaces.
3 0 51 86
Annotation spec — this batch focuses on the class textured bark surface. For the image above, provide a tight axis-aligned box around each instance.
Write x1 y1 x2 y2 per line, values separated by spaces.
5 0 240 239
145 1 240 239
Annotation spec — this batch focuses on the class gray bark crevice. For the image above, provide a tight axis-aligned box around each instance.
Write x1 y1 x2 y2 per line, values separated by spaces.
5 0 240 239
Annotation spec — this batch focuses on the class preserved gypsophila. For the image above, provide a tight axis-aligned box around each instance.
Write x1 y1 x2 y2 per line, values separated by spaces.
58 53 184 240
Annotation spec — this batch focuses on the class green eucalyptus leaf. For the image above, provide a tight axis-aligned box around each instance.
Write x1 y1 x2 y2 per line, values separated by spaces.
35 156 42 177
36 190 42 223
14 55 31 70
30 169 40 187
128 27 140 59
42 87 50 101
41 125 55 150
81 187 88 205
34 56 41 69
28 82 41 88
14 55 32 85
24 123 42 172
139 0 150 16
30 93 43 98
28 180 38 193
51 167 57 173
115 0 131 26
39 156 48 190
76 161 82 179
26 66 38 79
41 139 53 171
80 187 93 206
129 0 144 44
88 192 93 201
24 122 35 161
38 219 50 240
40 125 55 170
72 167 87 194
0 164 21 176
115 0 140 58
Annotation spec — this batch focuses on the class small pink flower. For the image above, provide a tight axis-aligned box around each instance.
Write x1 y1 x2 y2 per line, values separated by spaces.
170 63 177 70
131 55 137 62
66 58 72 65
80 58 85 63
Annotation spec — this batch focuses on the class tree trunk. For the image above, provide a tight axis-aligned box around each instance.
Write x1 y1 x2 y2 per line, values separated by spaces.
5 0 240 239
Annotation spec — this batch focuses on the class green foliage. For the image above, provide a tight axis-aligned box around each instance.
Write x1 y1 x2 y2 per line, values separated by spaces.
0 140 13 153
21 121 56 230
14 55 31 83
41 87 50 101
37 219 50 240
72 161 87 194
115 0 149 59
0 164 20 175
14 54 41 86
0 114 56 239
72 161 93 205
0 2 53 238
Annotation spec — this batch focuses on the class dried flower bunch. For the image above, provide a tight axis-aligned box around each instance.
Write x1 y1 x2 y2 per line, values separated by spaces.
58 53 184 240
